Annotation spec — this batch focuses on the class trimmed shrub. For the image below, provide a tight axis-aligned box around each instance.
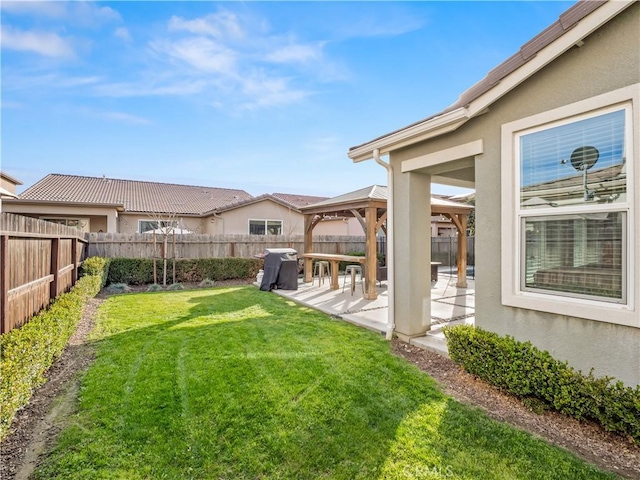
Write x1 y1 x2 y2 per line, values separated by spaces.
146 284 163 292
167 283 184 291
79 256 111 288
199 279 216 288
107 258 155 285
0 273 103 440
106 257 262 285
444 324 640 443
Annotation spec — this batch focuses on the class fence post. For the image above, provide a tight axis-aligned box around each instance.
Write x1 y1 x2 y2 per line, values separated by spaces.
1 235 9 334
50 238 59 299
71 238 79 284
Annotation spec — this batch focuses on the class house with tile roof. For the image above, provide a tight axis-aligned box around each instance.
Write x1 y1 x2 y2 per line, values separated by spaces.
1 173 363 236
349 0 639 386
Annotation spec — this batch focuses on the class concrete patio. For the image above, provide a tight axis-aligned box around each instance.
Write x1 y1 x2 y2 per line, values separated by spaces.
267 267 475 356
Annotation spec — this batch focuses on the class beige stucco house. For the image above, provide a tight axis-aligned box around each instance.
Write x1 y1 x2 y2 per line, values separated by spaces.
1 173 361 236
349 1 639 386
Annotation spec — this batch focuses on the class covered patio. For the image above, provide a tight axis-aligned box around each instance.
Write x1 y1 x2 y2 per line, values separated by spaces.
300 185 473 301
268 269 475 355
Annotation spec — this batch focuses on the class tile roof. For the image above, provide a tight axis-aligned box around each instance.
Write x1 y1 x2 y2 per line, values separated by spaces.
271 193 329 209
18 174 253 215
301 185 473 212
301 185 388 210
212 192 330 213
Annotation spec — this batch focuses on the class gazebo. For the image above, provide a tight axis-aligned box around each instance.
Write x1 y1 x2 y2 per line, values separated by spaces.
299 185 473 300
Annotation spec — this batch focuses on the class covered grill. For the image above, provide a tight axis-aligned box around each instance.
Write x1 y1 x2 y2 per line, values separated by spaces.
259 248 299 291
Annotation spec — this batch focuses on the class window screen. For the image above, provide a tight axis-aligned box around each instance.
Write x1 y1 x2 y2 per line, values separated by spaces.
523 212 625 302
520 109 626 209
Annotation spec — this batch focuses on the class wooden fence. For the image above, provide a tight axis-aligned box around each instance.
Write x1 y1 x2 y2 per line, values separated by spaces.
87 233 371 259
1 213 88 334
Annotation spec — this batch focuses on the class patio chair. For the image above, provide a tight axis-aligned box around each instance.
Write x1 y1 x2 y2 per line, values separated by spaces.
342 264 364 295
312 260 331 286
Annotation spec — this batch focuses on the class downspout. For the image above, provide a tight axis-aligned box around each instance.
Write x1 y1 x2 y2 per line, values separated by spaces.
212 212 224 234
373 149 395 341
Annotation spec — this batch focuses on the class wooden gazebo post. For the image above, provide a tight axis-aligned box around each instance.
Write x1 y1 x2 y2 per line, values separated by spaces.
443 212 469 288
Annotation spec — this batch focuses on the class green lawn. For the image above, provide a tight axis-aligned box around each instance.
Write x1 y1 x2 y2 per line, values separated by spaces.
35 286 617 479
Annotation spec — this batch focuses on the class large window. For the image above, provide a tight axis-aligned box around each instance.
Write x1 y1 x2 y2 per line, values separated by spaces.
139 220 177 233
501 85 637 325
42 217 89 233
249 219 282 235
518 107 628 303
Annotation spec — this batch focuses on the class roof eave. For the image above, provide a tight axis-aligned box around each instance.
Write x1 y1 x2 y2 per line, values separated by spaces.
6 198 125 211
348 108 469 162
348 0 634 163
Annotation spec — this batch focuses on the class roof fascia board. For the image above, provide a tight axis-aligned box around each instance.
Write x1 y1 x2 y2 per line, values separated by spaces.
349 108 469 162
401 140 483 173
5 198 125 211
349 0 633 163
0 172 23 185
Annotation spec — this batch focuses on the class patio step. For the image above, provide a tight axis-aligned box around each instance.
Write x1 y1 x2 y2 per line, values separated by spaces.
410 332 449 358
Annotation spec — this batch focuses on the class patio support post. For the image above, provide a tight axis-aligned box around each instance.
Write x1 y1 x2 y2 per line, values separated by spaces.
393 171 432 340
364 205 378 300
303 214 314 283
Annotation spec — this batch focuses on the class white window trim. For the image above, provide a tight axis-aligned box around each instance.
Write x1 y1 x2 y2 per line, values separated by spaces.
501 84 638 327
248 218 283 235
137 219 178 233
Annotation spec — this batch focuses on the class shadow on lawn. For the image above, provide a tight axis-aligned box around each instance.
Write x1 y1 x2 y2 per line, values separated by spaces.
35 287 615 480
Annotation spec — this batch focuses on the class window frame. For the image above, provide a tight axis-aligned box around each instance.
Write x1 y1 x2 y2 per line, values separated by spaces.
501 84 638 327
138 219 178 233
248 219 283 235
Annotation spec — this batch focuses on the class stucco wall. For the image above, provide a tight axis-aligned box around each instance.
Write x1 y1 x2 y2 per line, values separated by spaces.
208 200 355 236
390 4 640 385
1 202 117 233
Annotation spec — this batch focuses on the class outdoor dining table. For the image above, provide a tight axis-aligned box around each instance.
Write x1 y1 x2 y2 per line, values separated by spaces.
302 253 367 291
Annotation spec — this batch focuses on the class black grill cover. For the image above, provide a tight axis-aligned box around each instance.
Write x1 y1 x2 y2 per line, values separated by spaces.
259 248 298 291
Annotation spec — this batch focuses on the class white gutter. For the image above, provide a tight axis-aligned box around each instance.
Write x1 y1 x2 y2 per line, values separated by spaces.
373 149 395 340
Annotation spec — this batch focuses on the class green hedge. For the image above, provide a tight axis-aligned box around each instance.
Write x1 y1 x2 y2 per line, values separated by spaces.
106 257 263 285
444 324 640 443
0 257 109 441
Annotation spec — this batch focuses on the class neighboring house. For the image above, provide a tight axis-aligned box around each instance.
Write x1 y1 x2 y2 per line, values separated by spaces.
349 1 639 386
209 193 362 236
2 174 253 234
1 173 361 236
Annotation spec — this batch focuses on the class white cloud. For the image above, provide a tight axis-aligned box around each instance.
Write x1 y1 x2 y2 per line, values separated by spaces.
168 11 244 40
0 1 67 18
1 26 75 58
239 75 310 110
93 80 207 98
1 1 121 26
114 27 132 42
99 111 152 125
152 37 237 74
70 2 121 26
265 43 323 64
2 73 102 90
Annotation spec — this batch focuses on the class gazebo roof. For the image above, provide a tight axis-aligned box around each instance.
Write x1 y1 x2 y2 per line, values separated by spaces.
299 185 473 216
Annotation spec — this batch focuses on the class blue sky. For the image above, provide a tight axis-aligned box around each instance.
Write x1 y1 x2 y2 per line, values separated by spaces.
1 1 575 197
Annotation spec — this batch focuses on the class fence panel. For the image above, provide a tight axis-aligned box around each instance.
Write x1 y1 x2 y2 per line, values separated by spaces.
86 233 369 259
1 213 88 333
